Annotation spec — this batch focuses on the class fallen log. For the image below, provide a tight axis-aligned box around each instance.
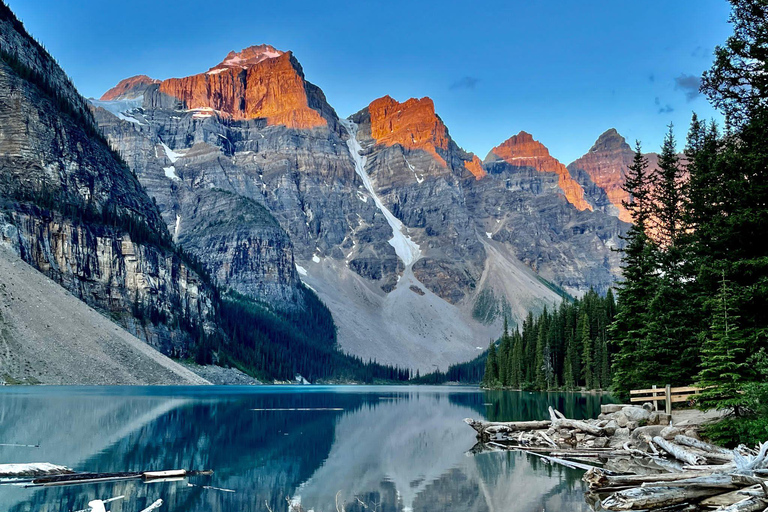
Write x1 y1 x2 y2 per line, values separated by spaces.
21 469 213 488
463 418 551 439
139 499 164 512
0 463 73 478
600 485 727 510
652 437 707 466
584 468 722 491
521 448 602 471
548 407 605 436
674 435 733 457
714 496 768 512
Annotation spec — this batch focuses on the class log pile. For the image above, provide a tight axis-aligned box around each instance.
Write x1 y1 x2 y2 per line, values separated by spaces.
464 404 768 511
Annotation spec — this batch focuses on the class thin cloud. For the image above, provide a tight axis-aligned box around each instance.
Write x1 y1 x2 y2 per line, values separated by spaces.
655 97 674 114
675 74 702 101
450 76 479 90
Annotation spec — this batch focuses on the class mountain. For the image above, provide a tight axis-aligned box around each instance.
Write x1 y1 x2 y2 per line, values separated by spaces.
1 3 409 383
486 131 592 211
94 45 630 371
567 128 667 225
0 2 216 357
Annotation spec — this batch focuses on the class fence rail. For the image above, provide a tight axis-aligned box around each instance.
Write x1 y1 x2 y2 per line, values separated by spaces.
629 385 705 414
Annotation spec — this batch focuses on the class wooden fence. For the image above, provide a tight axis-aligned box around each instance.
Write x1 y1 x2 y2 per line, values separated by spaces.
629 385 705 414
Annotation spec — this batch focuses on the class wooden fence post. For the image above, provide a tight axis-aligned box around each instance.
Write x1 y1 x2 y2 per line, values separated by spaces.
665 384 672 415
652 384 658 411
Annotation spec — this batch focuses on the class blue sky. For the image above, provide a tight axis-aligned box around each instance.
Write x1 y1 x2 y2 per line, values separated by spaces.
8 0 732 163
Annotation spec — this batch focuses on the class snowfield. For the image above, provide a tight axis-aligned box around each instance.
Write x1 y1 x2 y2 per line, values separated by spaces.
340 118 422 267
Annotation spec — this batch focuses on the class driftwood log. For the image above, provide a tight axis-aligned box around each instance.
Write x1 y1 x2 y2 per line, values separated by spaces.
600 485 728 510
463 418 551 440
464 406 768 511
548 406 605 436
652 436 707 466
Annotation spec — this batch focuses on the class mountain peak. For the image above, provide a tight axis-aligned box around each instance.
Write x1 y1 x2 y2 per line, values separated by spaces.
491 131 551 161
489 132 592 211
100 75 159 101
368 95 449 166
589 128 631 153
208 44 285 73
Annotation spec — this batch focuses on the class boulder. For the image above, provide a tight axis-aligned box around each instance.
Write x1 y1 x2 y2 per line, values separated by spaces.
603 420 618 436
621 406 652 422
649 411 671 426
593 437 609 448
615 413 629 428
631 425 666 441
601 404 628 414
626 420 639 431
660 426 684 440
642 402 654 412
609 427 631 448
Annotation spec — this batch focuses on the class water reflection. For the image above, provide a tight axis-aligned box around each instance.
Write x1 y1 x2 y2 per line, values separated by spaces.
0 387 609 512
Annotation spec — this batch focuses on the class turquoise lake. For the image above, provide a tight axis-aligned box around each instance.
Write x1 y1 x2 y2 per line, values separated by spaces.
0 386 611 511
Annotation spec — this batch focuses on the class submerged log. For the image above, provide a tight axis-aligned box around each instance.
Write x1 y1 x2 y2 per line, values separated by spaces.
652 437 707 466
139 499 164 512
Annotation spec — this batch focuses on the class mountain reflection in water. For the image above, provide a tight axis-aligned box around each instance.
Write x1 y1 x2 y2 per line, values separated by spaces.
0 386 610 512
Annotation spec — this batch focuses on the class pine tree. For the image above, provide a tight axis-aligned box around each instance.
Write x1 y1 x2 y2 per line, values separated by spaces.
609 142 660 395
697 274 753 415
534 312 548 389
580 313 594 389
482 340 499 388
563 339 576 389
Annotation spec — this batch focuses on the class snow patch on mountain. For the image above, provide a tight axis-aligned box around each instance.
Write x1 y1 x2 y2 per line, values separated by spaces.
89 96 145 125
159 141 182 163
341 118 422 267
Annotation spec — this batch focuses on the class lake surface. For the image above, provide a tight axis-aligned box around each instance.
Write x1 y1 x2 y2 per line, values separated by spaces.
0 386 611 512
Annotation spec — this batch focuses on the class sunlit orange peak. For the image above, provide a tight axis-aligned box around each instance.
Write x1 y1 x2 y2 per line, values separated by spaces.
154 46 326 129
492 131 592 211
368 95 449 166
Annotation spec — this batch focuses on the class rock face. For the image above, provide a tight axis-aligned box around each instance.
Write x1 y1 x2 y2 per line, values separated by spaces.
568 129 634 222
156 46 327 129
488 131 593 211
0 3 214 355
94 48 629 369
368 96 451 166
567 129 664 224
100 75 160 101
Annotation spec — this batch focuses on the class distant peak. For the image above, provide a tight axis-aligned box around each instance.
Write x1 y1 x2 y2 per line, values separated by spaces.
589 128 631 153
208 44 285 73
100 75 159 101
491 131 550 160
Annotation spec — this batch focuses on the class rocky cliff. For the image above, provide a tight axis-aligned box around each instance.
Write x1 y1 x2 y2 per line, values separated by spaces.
100 75 160 101
95 47 630 370
0 2 214 355
568 129 664 224
156 46 328 129
487 131 593 211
